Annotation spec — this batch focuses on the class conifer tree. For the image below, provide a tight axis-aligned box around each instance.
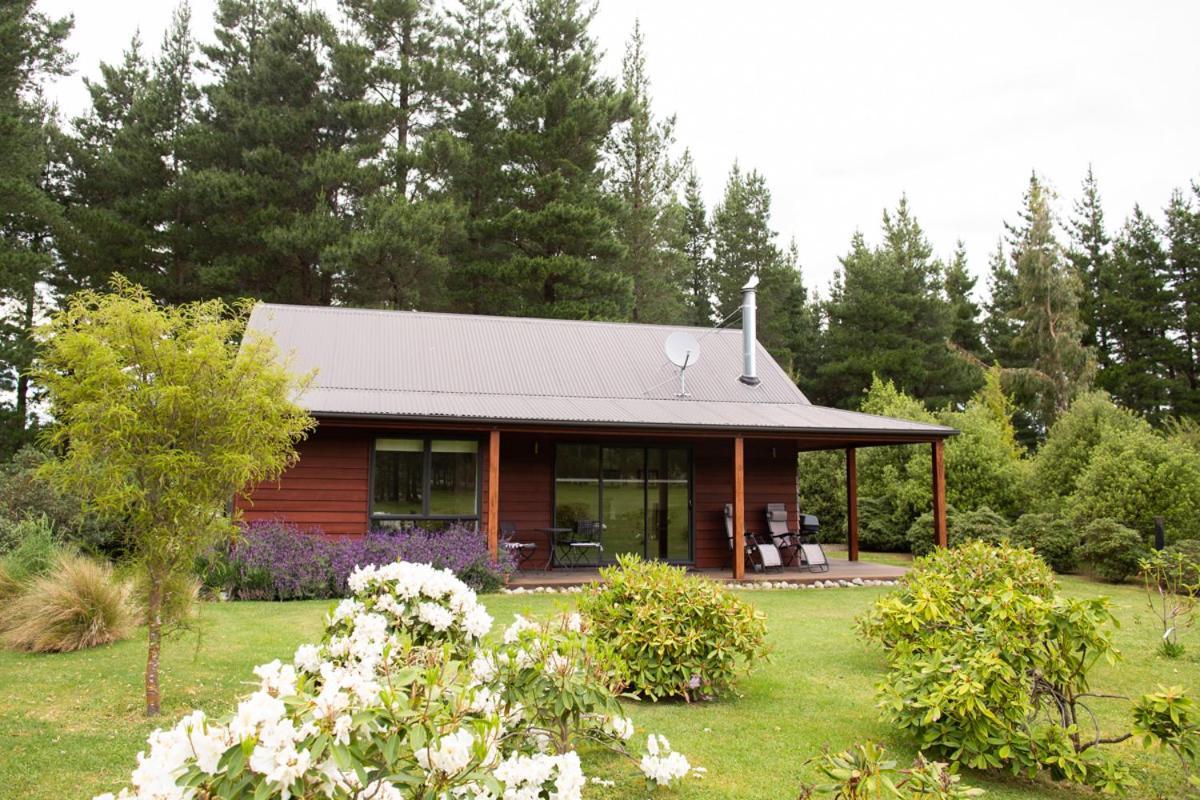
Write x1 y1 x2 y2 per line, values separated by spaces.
492 0 630 318
1102 206 1177 421
443 0 511 313
814 197 971 409
1001 173 1094 430
709 164 812 372
982 239 1021 367
607 21 687 324
1166 185 1200 416
0 0 71 453
680 163 713 326
1068 166 1114 367
944 241 983 355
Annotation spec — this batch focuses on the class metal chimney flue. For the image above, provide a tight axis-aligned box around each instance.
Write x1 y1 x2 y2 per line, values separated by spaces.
739 275 761 386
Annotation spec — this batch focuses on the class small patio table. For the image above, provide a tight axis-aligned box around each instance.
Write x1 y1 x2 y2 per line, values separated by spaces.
536 527 573 569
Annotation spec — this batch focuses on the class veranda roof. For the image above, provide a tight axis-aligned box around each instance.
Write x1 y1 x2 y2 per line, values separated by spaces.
247 303 956 441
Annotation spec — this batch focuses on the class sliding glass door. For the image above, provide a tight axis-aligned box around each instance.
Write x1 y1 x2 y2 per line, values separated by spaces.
554 445 691 565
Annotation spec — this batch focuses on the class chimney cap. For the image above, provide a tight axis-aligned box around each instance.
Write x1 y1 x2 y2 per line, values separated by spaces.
742 274 760 291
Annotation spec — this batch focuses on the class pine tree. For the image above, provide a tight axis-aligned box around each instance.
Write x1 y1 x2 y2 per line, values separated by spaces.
187 0 368 305
443 0 511 313
65 8 202 302
1102 206 1177 421
680 163 713 325
944 241 983 355
607 21 687 324
813 197 970 409
1068 166 1114 367
491 0 630 318
710 164 814 374
0 0 71 454
982 238 1021 366
1003 173 1094 429
1166 185 1200 416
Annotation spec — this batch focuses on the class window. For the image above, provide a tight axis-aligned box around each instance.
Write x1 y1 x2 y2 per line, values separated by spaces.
553 444 692 564
372 437 479 522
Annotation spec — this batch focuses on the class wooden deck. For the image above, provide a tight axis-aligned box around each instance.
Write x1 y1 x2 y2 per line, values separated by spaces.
506 557 907 589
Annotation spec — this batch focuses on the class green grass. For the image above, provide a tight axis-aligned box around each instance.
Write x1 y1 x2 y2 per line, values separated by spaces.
0 578 1195 798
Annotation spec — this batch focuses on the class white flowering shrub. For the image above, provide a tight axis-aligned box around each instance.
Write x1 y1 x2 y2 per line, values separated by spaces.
99 561 697 799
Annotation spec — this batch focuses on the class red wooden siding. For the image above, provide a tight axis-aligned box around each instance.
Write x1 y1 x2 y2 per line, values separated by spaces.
238 423 802 569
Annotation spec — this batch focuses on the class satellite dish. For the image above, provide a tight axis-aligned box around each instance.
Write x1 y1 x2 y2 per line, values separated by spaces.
664 332 701 396
664 332 701 368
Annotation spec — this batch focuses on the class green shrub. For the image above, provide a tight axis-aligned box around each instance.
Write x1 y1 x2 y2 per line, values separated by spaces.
1139 550 1200 658
858 495 911 552
579 555 768 701
127 568 199 628
857 541 1132 792
1165 539 1200 587
797 449 846 543
3 554 134 652
905 505 1010 557
1011 512 1080 573
804 742 982 799
0 515 62 584
1077 519 1147 583
1066 427 1200 543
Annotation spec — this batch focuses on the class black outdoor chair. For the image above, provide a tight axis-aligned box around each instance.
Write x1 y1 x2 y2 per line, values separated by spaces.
723 503 783 572
499 521 537 569
554 519 604 567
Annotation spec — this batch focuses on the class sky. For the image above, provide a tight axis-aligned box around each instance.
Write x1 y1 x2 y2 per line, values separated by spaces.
40 0 1200 296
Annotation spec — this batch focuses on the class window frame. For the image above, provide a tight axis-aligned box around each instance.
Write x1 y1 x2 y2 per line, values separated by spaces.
551 442 694 565
369 435 482 524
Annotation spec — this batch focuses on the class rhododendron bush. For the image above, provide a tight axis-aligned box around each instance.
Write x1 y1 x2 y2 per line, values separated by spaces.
98 562 697 799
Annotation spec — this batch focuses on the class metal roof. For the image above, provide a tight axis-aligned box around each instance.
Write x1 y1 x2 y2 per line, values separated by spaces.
246 303 956 438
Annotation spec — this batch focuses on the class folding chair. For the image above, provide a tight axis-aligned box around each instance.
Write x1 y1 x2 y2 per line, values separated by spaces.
555 519 604 567
724 503 783 572
499 521 537 568
795 514 829 573
764 503 801 567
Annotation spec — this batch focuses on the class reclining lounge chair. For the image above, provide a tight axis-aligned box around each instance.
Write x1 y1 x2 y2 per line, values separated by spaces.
724 503 784 572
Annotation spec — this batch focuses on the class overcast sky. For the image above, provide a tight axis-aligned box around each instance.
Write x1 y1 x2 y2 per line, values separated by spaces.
40 0 1200 295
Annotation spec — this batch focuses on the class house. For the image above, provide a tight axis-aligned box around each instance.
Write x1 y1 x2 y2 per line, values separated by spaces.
237 281 956 578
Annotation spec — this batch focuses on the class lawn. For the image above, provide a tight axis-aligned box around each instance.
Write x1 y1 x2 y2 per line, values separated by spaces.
0 576 1194 799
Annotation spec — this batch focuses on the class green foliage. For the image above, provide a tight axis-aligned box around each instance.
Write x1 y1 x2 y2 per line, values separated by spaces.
796 449 846 543
1011 512 1080 573
1140 550 1200 657
0 514 61 583
33 281 313 714
804 742 982 799
1077 519 1147 583
905 505 1010 558
1066 426 1200 543
2 554 133 652
1133 686 1200 772
126 568 199 630
579 555 768 701
1166 539 1200 587
1029 390 1149 509
857 541 1132 791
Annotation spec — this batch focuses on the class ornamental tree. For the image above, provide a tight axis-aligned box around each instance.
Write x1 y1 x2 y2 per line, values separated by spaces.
34 280 313 715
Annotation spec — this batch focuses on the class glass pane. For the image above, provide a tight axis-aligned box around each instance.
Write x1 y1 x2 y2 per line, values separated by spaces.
646 448 691 561
373 441 424 516
602 447 645 561
429 440 478 516
555 444 601 540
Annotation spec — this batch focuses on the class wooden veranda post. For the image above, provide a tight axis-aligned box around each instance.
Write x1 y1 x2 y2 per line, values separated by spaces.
733 436 745 580
846 447 859 561
487 429 500 559
931 439 947 549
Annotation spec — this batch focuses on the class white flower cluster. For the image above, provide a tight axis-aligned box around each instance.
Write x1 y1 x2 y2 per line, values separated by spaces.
640 734 694 787
99 561 697 800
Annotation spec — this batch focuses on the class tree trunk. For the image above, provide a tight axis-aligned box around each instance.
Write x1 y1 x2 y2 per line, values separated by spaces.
145 569 164 716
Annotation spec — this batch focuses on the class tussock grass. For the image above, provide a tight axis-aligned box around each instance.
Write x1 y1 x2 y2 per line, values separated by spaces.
3 555 134 653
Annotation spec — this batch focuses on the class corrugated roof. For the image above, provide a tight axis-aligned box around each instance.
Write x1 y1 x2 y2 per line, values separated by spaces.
246 303 956 438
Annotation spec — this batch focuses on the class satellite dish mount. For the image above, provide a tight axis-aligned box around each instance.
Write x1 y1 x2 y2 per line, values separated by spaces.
664 332 702 397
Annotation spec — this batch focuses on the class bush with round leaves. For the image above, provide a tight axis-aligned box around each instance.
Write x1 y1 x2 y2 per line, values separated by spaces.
857 541 1135 793
1077 518 1147 583
905 505 1011 557
1010 512 1080 573
579 555 769 701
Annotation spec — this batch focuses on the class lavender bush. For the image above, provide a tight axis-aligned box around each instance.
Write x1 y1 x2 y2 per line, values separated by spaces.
198 520 515 600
